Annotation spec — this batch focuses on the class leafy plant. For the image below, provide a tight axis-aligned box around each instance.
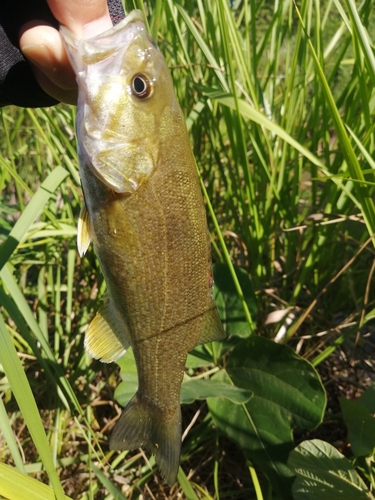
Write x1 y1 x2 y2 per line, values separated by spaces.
1 0 375 498
287 383 375 500
288 439 374 500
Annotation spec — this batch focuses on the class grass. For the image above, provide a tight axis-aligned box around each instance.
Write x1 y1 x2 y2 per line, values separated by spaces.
0 0 375 498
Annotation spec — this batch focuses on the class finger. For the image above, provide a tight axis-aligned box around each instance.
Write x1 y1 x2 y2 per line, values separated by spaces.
19 22 78 103
46 0 112 37
19 23 76 90
29 66 78 104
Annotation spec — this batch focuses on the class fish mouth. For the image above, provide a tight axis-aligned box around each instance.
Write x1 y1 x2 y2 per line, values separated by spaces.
60 9 148 64
83 9 145 44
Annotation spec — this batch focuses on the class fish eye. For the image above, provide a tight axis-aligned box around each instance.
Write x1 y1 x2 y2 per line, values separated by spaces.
131 73 152 99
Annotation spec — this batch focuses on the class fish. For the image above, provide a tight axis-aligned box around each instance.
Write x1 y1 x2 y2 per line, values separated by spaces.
60 10 225 485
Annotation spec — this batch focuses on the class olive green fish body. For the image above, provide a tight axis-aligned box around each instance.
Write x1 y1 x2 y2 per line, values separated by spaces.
61 11 225 485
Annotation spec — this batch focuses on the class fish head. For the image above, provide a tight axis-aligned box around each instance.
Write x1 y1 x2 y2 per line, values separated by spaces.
61 10 183 193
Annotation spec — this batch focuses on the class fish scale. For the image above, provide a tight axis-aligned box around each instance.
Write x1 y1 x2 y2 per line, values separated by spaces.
61 9 225 485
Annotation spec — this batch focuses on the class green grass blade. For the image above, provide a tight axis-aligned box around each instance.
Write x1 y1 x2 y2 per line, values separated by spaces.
0 166 69 272
249 465 265 500
0 267 109 464
0 314 66 500
177 466 200 500
344 0 375 86
65 245 76 335
175 4 229 91
33 108 80 186
198 174 255 331
0 285 65 401
211 93 324 169
347 126 375 170
294 2 375 243
0 155 33 197
0 396 26 473
91 463 128 500
0 463 72 500
0 264 78 413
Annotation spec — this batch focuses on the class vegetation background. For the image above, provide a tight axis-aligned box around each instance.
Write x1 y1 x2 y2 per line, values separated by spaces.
0 0 375 498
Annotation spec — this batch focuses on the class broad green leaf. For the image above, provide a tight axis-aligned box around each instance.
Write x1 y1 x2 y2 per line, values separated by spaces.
180 377 253 405
0 463 72 500
339 398 375 458
186 344 215 369
288 439 373 500
115 350 251 406
213 263 257 338
358 382 375 413
208 336 326 499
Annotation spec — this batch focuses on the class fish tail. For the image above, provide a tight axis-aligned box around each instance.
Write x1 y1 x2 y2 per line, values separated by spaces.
110 393 181 485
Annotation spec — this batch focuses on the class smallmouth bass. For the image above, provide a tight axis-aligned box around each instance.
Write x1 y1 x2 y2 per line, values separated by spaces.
61 10 225 485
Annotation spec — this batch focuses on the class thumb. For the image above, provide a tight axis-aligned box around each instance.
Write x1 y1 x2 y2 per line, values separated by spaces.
19 22 77 104
45 0 112 37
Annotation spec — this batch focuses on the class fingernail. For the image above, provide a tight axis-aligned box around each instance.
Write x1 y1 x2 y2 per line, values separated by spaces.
21 44 54 69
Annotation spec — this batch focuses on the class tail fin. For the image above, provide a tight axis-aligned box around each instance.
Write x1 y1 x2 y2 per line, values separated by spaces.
110 393 181 485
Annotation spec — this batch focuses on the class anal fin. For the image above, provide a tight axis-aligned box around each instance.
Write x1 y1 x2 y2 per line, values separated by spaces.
85 295 130 363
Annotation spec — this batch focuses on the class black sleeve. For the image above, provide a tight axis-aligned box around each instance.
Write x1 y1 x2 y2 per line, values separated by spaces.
0 0 125 108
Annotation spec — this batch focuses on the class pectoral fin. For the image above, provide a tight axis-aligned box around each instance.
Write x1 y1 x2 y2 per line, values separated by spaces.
195 306 226 347
85 296 130 363
77 201 91 257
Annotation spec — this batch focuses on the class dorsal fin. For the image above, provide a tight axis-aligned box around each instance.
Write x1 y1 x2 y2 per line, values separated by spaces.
194 305 226 347
85 296 130 363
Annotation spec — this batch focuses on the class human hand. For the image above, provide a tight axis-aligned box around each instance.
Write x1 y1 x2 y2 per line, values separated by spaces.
19 0 113 104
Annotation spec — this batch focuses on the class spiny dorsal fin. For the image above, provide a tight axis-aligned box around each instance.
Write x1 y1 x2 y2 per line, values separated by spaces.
77 201 91 257
194 305 226 347
85 296 130 363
